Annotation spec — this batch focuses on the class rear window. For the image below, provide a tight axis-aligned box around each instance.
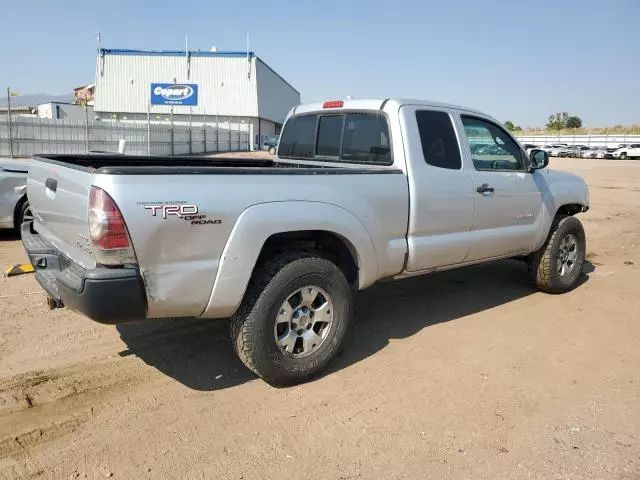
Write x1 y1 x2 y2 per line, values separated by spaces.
278 115 316 159
279 112 392 165
316 115 343 157
341 114 391 164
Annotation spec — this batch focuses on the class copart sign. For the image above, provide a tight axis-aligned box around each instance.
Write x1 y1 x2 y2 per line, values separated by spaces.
150 83 198 106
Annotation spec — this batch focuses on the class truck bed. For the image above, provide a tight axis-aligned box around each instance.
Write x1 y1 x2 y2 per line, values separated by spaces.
26 153 409 320
37 154 400 176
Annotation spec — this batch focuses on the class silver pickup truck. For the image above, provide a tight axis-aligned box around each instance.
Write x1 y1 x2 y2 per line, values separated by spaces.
0 159 31 232
22 98 589 385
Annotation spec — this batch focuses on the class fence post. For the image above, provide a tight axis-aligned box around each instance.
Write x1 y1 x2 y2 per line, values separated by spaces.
203 111 207 153
147 103 151 156
188 107 192 155
7 88 14 158
84 106 89 153
170 107 174 155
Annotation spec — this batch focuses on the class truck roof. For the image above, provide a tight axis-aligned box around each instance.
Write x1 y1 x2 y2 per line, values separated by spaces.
292 98 487 117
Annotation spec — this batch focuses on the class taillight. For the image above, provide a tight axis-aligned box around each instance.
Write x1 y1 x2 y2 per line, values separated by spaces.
88 186 137 265
323 100 344 109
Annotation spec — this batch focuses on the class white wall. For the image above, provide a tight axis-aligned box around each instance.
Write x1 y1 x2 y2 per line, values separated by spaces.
256 59 300 124
95 52 259 117
38 103 93 121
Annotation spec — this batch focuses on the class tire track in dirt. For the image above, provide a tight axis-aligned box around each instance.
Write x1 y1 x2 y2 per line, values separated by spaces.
0 357 159 460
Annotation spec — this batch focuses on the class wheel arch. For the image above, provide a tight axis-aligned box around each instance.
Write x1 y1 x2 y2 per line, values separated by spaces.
556 203 588 217
255 230 360 286
13 194 28 229
200 201 378 318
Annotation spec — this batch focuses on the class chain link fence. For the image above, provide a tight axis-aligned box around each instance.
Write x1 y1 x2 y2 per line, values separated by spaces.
515 134 640 148
0 115 249 157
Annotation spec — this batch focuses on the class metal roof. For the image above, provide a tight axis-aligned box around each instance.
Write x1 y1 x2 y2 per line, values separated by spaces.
98 48 299 94
100 48 255 58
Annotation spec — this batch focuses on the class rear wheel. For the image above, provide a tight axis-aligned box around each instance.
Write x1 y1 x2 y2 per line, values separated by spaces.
230 252 352 386
15 199 33 233
528 215 586 293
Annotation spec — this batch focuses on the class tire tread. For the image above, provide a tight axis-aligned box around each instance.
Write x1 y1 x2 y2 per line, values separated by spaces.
230 251 351 385
529 215 585 293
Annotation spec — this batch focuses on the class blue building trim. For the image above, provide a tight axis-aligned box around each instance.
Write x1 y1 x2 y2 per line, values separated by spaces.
100 48 255 58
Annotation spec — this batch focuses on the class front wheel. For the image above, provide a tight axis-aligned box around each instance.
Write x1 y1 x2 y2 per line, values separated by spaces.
620 152 627 160
230 252 352 386
528 216 586 293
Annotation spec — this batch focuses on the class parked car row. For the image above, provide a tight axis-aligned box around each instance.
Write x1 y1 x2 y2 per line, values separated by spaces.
522 143 640 159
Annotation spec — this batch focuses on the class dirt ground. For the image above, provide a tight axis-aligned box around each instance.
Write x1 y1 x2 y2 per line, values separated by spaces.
1 158 639 479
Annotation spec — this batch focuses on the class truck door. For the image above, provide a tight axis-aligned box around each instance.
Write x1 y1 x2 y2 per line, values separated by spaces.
456 114 544 261
401 106 475 271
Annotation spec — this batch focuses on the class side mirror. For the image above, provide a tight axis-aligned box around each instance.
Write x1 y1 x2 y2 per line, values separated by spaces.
530 149 549 170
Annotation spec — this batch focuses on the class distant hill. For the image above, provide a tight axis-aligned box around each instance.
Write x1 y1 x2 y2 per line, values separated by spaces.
0 93 74 108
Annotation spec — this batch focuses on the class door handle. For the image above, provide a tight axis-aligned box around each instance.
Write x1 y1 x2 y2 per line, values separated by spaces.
476 183 494 194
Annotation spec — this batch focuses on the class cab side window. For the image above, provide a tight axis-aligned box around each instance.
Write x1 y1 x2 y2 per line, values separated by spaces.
415 110 462 170
460 116 525 171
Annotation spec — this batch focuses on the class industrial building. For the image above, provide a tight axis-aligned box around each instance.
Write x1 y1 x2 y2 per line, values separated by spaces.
37 102 93 121
93 48 300 150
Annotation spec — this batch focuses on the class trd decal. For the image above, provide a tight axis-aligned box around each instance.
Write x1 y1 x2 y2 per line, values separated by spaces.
142 203 221 225
144 204 198 219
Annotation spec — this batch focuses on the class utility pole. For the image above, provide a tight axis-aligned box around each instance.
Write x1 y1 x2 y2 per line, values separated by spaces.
7 88 14 157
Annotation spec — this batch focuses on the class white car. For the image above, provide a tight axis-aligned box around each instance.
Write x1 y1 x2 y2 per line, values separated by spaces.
592 147 609 159
581 147 599 158
548 145 569 157
0 159 32 233
612 143 640 159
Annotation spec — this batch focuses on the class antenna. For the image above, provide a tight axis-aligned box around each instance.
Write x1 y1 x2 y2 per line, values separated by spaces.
96 31 101 52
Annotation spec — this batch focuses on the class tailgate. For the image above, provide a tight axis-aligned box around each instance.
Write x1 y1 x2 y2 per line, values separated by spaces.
27 158 96 270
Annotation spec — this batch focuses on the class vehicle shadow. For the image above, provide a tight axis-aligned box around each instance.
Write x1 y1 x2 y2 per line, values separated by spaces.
116 259 591 391
0 230 20 241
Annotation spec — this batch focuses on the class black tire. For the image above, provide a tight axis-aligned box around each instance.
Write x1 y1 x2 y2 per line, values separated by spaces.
528 215 586 293
230 252 352 386
268 146 276 155
15 199 32 233
620 152 627 160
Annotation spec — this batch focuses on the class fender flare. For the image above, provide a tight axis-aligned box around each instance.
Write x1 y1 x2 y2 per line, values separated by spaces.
200 201 378 318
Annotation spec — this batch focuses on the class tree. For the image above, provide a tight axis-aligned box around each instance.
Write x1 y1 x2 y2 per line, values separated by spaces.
504 121 523 132
546 112 569 130
546 112 583 130
566 116 583 129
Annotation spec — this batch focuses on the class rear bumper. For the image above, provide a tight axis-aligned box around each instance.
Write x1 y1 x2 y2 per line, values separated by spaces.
21 222 147 324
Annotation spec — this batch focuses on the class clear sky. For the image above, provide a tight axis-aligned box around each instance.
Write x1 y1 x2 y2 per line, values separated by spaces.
1 0 638 127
